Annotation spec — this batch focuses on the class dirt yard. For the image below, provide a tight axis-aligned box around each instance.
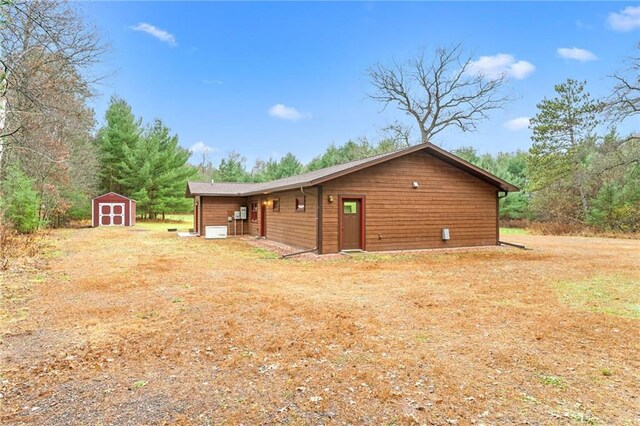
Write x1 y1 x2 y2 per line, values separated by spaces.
1 227 639 425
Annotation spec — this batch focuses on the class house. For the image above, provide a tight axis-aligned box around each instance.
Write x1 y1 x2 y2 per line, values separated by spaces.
186 143 518 254
92 192 136 227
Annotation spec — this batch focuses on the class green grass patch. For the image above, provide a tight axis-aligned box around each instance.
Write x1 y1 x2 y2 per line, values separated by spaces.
555 275 640 319
136 214 193 232
500 227 528 235
539 374 564 388
251 247 280 259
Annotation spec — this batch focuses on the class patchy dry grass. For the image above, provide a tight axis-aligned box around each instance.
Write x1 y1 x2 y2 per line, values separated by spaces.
555 275 640 319
1 229 639 425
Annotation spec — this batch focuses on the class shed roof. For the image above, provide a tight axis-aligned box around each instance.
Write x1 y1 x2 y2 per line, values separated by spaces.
92 192 136 202
186 143 519 197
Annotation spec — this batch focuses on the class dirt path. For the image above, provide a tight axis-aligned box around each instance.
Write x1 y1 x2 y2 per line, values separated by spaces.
1 228 639 425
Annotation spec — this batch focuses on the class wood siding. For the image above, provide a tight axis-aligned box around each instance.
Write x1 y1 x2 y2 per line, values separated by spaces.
200 196 249 236
320 150 498 253
247 189 317 249
92 193 135 227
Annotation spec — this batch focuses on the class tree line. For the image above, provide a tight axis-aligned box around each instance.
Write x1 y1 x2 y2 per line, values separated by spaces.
1 0 637 234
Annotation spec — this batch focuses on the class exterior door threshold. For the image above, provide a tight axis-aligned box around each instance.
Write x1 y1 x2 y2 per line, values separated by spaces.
341 249 364 253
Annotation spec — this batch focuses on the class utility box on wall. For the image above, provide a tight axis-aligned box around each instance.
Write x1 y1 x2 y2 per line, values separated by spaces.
442 228 450 241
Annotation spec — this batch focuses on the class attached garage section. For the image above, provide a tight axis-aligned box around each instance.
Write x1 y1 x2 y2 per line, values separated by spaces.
92 192 136 227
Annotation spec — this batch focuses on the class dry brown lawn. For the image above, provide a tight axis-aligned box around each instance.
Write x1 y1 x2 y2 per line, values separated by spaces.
1 227 639 425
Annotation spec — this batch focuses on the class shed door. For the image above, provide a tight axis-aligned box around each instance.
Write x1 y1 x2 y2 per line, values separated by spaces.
99 203 125 226
341 199 362 250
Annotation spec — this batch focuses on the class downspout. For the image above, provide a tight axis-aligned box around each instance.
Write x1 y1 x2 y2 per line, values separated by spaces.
281 186 319 258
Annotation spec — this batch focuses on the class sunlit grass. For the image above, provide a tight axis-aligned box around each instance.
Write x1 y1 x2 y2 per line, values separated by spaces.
136 213 193 232
555 275 640 319
500 227 528 235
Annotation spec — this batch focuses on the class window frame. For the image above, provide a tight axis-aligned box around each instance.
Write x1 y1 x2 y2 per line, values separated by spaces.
272 198 280 212
295 195 306 213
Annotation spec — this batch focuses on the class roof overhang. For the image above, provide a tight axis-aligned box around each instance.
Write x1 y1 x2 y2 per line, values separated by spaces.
186 142 519 197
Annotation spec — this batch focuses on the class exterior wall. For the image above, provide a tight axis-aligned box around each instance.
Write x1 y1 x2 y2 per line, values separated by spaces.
320 150 498 253
200 196 249 236
92 193 134 227
130 201 136 226
246 189 317 249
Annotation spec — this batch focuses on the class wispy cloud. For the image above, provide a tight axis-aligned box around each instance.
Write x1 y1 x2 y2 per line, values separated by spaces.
608 6 640 32
131 23 177 47
189 141 217 154
503 117 530 131
557 47 598 62
467 54 535 80
202 79 223 85
267 104 311 121
575 20 593 30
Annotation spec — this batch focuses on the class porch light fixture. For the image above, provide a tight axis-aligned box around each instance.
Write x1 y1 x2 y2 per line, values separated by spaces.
328 195 334 203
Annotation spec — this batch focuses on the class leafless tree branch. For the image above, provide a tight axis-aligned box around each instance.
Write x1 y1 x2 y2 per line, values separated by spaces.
367 44 510 144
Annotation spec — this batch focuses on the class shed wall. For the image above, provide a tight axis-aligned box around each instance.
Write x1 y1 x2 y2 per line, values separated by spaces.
92 193 134 227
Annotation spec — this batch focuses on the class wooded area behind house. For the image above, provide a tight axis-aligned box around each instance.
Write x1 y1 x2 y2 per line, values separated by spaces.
0 0 638 234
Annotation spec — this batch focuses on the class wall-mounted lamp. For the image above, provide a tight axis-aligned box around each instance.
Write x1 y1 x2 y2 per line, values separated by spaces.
328 195 334 203
412 181 419 189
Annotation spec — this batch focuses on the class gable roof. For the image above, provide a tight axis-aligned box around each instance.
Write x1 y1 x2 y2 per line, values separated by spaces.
92 192 136 202
186 143 519 197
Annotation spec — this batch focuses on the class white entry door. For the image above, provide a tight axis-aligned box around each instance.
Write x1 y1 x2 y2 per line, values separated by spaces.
99 203 125 226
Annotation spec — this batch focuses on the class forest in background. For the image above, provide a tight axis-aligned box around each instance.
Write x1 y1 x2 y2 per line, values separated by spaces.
0 1 638 234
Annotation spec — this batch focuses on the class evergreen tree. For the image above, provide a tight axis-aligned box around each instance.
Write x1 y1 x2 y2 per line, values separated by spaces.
118 119 195 218
216 151 249 182
95 97 142 194
0 162 41 233
528 79 602 221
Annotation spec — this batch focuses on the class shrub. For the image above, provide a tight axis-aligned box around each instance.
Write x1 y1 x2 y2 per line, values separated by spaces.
0 162 42 233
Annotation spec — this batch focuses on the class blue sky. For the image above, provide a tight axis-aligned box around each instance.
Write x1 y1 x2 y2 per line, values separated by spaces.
83 2 640 166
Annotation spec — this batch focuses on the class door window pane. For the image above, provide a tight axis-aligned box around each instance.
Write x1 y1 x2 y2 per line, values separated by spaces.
343 201 357 214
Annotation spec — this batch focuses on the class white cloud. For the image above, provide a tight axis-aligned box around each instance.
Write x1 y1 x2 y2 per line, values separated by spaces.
575 20 593 30
189 141 216 154
267 104 310 121
608 6 640 32
202 79 223 85
131 23 177 47
503 117 531 131
557 47 598 62
467 54 535 80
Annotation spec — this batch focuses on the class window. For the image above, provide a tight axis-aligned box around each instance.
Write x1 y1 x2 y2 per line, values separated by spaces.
272 198 280 212
250 202 258 222
295 196 305 212
343 201 358 214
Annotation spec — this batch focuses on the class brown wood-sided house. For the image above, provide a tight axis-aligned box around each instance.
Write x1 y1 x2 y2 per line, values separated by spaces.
186 143 519 254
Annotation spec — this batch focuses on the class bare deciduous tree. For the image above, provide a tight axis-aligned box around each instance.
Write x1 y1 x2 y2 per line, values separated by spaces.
608 43 640 123
368 44 510 144
0 0 107 167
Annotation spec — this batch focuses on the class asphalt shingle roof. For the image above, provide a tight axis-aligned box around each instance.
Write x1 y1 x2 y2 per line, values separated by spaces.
186 143 519 197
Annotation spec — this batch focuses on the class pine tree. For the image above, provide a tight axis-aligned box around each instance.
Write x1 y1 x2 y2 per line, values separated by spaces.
118 119 195 218
528 79 602 221
95 97 142 194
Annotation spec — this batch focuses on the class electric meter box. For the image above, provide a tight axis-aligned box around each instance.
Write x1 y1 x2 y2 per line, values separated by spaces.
234 211 241 220
240 206 247 220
